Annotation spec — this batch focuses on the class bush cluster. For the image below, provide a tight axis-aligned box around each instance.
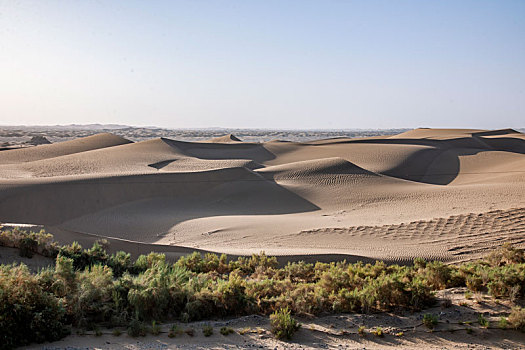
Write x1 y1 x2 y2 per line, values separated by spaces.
1 228 525 349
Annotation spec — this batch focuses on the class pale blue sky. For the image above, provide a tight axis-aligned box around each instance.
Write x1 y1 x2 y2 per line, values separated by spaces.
1 0 524 129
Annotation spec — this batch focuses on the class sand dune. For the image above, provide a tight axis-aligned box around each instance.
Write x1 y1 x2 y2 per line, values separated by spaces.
0 128 524 262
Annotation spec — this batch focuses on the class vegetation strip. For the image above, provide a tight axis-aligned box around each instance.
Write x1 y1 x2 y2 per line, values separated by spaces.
0 227 524 350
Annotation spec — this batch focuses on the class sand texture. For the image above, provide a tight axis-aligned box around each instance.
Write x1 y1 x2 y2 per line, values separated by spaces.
0 128 524 262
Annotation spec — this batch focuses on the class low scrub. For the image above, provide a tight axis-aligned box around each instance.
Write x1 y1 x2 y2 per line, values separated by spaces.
270 307 300 340
1 228 525 348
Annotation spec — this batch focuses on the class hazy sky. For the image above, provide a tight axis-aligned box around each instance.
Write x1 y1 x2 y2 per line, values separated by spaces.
1 1 524 129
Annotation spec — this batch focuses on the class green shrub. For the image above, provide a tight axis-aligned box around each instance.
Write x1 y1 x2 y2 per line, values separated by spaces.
372 327 383 337
478 314 489 328
0 264 69 350
202 324 214 336
498 317 508 329
358 325 366 336
423 313 438 329
220 326 234 335
508 307 525 332
270 307 300 340
127 318 147 337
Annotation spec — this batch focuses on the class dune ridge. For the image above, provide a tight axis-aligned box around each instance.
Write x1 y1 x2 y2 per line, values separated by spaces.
0 128 524 263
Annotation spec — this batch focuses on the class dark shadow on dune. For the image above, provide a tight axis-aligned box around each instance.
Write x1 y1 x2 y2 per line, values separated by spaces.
0 168 320 228
161 137 277 163
319 135 525 185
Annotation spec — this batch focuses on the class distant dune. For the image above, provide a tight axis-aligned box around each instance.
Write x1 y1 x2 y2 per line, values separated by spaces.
0 128 524 263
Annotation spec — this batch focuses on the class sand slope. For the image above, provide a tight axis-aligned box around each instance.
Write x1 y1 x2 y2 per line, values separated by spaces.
0 128 524 262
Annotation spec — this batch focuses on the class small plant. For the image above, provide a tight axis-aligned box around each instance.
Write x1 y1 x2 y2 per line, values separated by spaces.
464 291 473 299
185 328 195 337
498 317 508 329
508 307 525 332
372 327 384 337
151 321 161 335
478 314 489 328
112 329 122 336
358 326 366 337
474 292 484 304
466 328 473 334
423 313 438 329
202 324 214 337
168 325 183 338
395 331 404 337
220 326 234 336
94 326 102 337
270 307 300 340
127 319 147 337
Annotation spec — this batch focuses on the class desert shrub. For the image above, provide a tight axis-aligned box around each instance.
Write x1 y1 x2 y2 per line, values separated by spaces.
127 318 148 337
19 236 38 258
233 252 278 274
270 307 300 340
220 326 234 335
282 261 316 283
0 264 69 350
168 324 183 338
414 257 427 269
508 307 525 332
107 251 133 278
127 262 189 320
151 320 161 335
358 325 366 336
175 251 205 273
74 264 116 327
372 327 384 337
202 324 214 336
422 261 451 289
487 243 525 266
478 313 489 328
212 272 254 315
133 252 166 273
423 313 438 329
498 316 508 329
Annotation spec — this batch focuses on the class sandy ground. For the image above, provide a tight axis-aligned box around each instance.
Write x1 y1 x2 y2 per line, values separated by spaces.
0 128 524 263
25 288 525 349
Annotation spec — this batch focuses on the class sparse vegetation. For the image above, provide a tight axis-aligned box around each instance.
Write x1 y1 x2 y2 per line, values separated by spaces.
151 321 161 335
270 307 300 340
498 316 508 329
508 307 525 332
202 324 214 337
168 324 183 338
372 327 384 337
478 314 489 328
423 313 438 329
1 229 525 349
127 318 147 337
220 326 235 335
358 326 366 336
